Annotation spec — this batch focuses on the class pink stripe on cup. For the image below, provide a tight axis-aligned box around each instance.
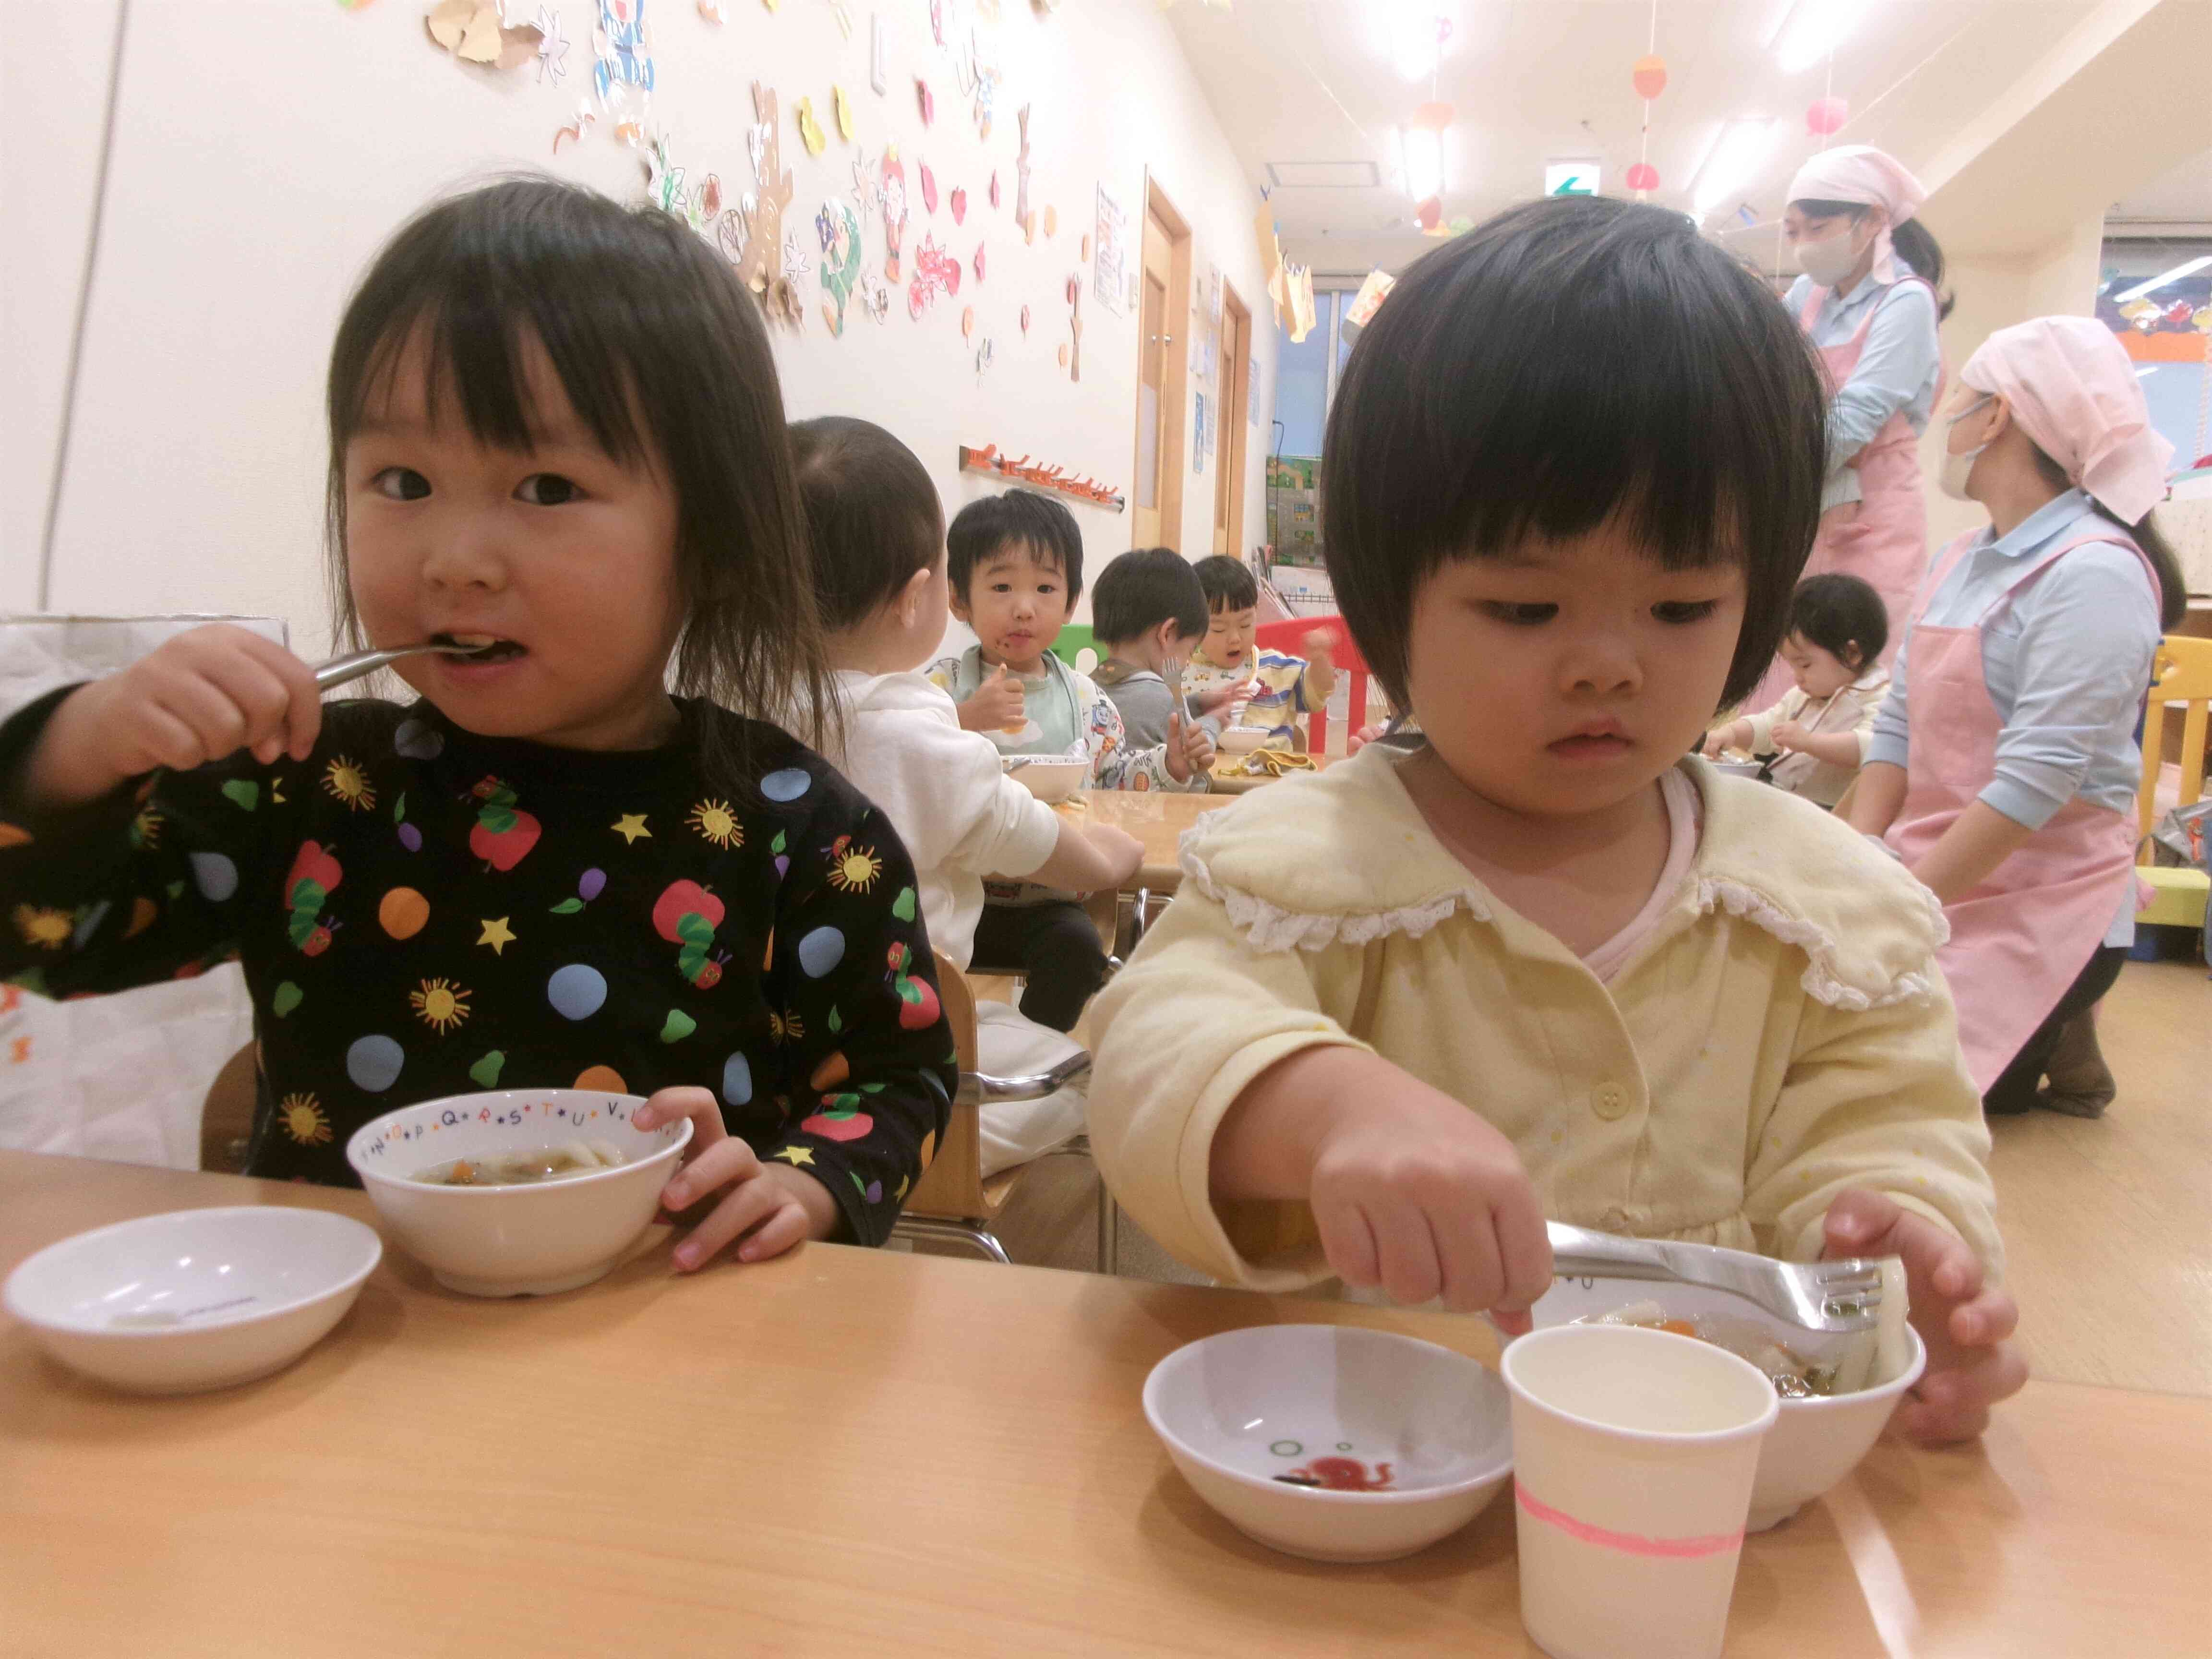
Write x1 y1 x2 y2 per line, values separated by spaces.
1515 1479 1745 1560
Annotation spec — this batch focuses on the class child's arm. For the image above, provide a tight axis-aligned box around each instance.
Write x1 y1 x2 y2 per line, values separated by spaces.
1 629 319 992
1770 725 1865 769
1298 633 1337 707
1024 819 1143 892
1702 717 1755 757
1739 965 2020 1443
1084 886 1550 1317
1086 690 1213 793
640 798 955 1264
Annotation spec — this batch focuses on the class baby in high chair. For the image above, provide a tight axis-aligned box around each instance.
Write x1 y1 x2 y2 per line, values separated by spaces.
928 492 1210 1032
1704 573 1891 808
1085 196 2023 1445
790 416 1144 1170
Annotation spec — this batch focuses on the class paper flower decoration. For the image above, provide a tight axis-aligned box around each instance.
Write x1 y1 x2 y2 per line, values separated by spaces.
1626 161 1659 192
1807 97 1849 137
1632 55 1667 100
426 0 543 69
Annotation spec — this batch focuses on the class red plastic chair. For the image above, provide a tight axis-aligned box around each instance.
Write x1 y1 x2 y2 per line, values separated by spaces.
1252 614 1367 754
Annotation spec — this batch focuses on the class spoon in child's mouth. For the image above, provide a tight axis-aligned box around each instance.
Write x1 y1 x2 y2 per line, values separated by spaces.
312 636 517 692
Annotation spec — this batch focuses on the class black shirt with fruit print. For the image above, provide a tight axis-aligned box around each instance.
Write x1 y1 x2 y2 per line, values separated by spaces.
0 691 954 1247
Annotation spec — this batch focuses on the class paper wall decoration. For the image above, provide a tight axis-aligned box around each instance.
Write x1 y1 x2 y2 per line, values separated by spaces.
1193 391 1209 474
781 229 811 282
1345 268 1394 328
961 306 975 340
869 12 888 94
973 243 986 281
533 7 569 81
916 78 935 125
795 97 827 156
834 84 854 140
957 445 1124 512
1288 265 1316 343
907 234 962 318
850 151 878 225
1015 105 1034 242
1020 304 1031 334
859 272 891 324
950 185 967 225
1043 204 1058 238
1255 197 1286 326
817 199 865 335
1068 270 1082 382
1094 185 1129 317
881 148 909 282
975 338 996 382
989 171 1001 209
919 162 939 215
929 0 946 45
592 0 653 103
553 107 597 151
698 1 724 20
728 83 793 296
427 0 544 69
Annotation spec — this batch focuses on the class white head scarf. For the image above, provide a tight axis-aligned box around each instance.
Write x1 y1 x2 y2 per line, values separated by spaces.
1962 317 2175 525
1786 146 1929 288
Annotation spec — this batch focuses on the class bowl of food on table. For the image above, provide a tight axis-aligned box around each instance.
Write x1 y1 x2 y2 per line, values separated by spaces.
3 1205 383 1395
1142 1322 1514 1563
1707 757 1769 781
1215 726 1271 756
1528 1260 1919 1531
1000 755 1088 803
346 1089 691 1298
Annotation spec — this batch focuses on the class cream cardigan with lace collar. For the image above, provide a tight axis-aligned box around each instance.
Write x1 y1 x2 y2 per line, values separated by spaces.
1082 746 1999 1292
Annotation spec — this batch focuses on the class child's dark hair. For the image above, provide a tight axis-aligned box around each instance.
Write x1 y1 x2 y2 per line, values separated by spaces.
1789 197 1954 320
1093 548 1208 644
323 177 830 780
788 417 944 631
1193 554 1259 613
945 490 1084 603
1784 574 1887 671
1322 196 1827 713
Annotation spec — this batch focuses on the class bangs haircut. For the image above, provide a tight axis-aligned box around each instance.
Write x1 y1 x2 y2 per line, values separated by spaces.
789 417 945 632
1322 195 1828 712
945 489 1084 604
1092 547 1208 644
324 175 831 783
1194 555 1258 613
1785 573 1887 671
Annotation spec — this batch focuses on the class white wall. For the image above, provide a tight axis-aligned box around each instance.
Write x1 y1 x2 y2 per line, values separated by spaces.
4 0 1271 648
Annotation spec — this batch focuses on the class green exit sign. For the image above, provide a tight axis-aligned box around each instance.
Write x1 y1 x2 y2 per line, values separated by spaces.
1545 160 1600 196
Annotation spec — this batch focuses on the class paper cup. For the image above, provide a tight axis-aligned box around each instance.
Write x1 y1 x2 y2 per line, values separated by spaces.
1501 1324 1779 1659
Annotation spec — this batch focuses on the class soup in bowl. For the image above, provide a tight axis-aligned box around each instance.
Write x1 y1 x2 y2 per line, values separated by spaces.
347 1090 691 1297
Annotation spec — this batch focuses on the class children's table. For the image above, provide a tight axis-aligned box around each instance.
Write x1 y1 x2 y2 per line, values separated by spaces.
1068 790 1236 893
4 1149 2205 1658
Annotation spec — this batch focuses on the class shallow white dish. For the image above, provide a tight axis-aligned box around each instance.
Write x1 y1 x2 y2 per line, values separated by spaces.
3 1206 382 1395
1143 1323 1514 1562
1708 758 1768 781
1215 726 1270 756
346 1090 691 1297
1001 755 1089 803
1531 1275 1926 1531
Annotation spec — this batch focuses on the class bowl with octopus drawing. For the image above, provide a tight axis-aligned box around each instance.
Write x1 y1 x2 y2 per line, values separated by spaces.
1142 1322 1514 1562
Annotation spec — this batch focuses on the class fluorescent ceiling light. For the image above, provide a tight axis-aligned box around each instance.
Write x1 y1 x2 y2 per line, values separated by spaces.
1398 125 1444 202
2113 256 2212 304
1370 0 1456 83
1772 0 1872 75
1692 118 1780 219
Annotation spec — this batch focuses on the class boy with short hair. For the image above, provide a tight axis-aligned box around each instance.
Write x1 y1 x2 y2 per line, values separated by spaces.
929 492 1209 1030
792 420 1142 1147
1186 555 1338 750
1088 547 1221 775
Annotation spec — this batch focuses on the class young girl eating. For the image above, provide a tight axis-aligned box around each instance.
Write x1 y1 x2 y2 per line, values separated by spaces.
1704 573 1890 807
1085 197 2022 1444
0 180 953 1270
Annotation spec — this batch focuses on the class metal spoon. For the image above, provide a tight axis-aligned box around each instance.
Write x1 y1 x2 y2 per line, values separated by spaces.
312 642 495 693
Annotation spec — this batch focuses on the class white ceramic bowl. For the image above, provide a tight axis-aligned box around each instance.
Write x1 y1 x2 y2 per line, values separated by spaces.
1215 726 1270 755
1143 1323 1514 1563
346 1090 691 1297
1531 1276 1926 1531
1001 756 1088 803
3 1206 382 1395
1709 758 1768 781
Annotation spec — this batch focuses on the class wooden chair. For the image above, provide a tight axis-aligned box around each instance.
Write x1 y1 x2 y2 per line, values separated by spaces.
201 1042 260 1174
890 952 1111 1268
2137 635 2212 930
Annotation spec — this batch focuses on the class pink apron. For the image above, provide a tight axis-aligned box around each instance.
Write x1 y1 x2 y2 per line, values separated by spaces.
1884 528 2152 1092
1749 279 1940 709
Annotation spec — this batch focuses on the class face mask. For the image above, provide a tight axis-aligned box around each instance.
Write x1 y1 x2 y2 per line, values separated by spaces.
1939 396 1994 501
1793 228 1863 287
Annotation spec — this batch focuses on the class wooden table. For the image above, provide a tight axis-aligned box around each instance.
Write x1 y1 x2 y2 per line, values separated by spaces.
1074 790 1235 893
4 1151 2206 1657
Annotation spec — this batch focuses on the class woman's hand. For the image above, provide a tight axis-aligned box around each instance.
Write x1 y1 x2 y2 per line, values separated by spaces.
634 1087 840 1269
1823 1188 2025 1444
21 625 322 810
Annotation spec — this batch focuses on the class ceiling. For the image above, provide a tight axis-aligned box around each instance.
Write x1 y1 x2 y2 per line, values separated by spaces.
2111 145 2212 230
1161 0 2187 276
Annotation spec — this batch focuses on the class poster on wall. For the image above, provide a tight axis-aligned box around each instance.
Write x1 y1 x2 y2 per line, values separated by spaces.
1248 351 1260 425
1193 390 1210 473
1093 184 1129 317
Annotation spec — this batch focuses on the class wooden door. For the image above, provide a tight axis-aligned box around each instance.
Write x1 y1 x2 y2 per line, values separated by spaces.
1132 182 1190 549
1213 284 1251 558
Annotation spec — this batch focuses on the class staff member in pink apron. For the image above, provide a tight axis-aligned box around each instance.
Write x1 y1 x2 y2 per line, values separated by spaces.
1846 317 2186 1115
1758 146 1949 708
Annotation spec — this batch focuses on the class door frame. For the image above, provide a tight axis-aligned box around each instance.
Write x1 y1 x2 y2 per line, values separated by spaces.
1214 279 1252 559
1134 172 1191 551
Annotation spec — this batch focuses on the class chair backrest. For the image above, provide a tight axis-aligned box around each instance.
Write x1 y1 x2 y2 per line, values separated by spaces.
2138 635 2212 853
1251 614 1369 754
1047 625 1099 672
903 953 991 1220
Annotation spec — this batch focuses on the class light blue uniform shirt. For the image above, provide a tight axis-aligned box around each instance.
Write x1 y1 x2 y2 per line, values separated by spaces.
1785 264 1942 512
